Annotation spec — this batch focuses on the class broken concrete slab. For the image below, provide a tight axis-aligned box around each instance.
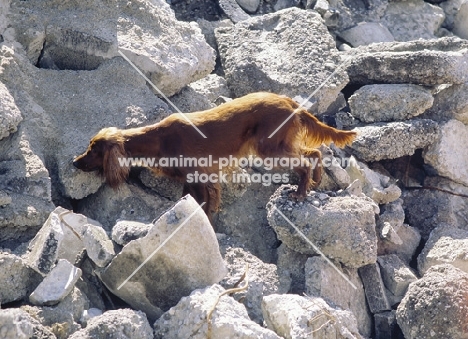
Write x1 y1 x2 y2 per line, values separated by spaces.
98 195 227 321
29 259 82 306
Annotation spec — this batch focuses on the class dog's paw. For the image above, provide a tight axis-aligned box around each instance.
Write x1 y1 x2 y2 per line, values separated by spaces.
288 191 306 202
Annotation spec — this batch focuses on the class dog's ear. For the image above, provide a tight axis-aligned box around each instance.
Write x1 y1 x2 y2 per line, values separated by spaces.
103 142 130 188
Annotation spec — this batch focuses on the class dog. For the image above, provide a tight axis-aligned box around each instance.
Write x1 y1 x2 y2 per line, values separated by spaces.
73 92 356 221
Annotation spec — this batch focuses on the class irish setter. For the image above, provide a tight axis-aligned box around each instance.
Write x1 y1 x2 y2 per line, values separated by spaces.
73 92 356 221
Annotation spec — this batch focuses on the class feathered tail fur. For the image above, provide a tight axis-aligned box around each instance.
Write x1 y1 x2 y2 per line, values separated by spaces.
299 109 357 148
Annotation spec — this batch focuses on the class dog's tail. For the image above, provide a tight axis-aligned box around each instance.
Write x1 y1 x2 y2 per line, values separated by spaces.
299 109 357 148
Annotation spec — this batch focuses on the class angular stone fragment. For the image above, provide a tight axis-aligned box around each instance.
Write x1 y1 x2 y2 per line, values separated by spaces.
29 259 82 306
377 254 417 296
98 195 227 321
358 263 391 314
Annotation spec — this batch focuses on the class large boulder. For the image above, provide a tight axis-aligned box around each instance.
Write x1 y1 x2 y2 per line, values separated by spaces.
346 37 468 85
267 185 378 268
215 7 349 113
98 195 227 321
396 264 468 339
349 119 439 162
9 0 215 95
154 284 281 339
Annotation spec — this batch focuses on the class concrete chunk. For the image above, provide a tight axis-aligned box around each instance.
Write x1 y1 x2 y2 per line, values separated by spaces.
358 263 391 314
29 259 82 306
377 254 418 296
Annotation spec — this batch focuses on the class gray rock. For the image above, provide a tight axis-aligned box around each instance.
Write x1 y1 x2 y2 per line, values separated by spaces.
216 8 349 114
80 308 103 327
77 182 173 229
377 254 417 296
236 0 261 13
111 220 151 246
219 0 251 23
82 224 115 268
346 37 468 85
403 176 468 240
453 2 468 39
154 284 281 339
381 0 445 41
0 252 42 304
345 157 401 204
98 195 227 321
305 256 372 337
0 308 56 339
375 311 399 339
424 119 468 186
29 259 82 306
378 223 421 264
68 309 153 339
338 22 394 47
358 263 391 314
27 207 86 275
418 226 468 275
348 84 433 123
349 119 439 162
0 0 8 36
262 294 363 339
0 81 22 140
220 247 284 324
267 185 378 268
422 84 468 124
396 264 468 339
9 0 215 96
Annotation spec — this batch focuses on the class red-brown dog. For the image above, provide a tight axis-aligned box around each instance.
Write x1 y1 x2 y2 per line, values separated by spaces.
73 92 356 220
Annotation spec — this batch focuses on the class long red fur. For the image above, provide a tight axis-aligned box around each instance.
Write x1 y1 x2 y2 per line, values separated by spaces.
73 92 356 222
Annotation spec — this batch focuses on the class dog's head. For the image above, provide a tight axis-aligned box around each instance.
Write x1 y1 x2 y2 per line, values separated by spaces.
73 127 130 188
